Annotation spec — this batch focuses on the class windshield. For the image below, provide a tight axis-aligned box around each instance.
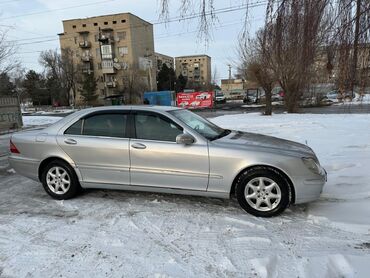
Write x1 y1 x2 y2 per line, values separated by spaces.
169 109 230 140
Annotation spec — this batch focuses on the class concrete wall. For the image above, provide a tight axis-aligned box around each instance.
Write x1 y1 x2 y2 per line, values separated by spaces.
0 97 22 132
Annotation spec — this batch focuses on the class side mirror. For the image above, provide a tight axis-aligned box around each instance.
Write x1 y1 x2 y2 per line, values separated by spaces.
176 133 195 145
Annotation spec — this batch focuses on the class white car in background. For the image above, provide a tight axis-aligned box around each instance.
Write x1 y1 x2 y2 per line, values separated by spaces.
196 93 211 100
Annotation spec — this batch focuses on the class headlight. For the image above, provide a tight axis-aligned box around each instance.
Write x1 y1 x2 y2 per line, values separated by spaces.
302 157 321 175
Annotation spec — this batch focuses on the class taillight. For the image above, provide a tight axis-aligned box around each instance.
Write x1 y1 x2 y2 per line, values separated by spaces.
10 140 20 154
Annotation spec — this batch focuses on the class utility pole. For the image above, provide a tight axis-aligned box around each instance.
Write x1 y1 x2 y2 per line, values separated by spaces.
227 64 232 92
350 0 362 97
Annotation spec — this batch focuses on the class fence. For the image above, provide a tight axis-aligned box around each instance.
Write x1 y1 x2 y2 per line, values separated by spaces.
0 97 22 133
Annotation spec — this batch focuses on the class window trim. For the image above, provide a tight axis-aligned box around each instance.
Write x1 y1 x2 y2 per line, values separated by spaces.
64 111 130 139
130 111 184 142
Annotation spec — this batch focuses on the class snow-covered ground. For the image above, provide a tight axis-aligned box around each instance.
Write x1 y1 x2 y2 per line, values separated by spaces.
0 113 369 277
22 116 63 127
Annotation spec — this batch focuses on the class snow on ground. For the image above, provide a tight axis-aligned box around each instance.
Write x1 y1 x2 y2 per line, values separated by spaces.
242 101 283 108
22 116 63 127
1 113 370 277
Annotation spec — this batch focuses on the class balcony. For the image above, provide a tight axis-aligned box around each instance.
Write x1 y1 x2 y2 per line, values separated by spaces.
81 67 93 74
79 41 91 48
105 81 117 88
81 55 91 62
101 60 115 74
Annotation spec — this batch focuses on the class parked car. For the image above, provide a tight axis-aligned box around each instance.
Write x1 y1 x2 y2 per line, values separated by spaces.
243 93 257 104
320 90 339 104
196 93 211 100
214 91 226 103
9 106 326 217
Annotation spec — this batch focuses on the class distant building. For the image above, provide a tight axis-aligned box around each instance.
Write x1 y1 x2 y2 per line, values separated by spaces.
175 55 211 88
58 13 156 105
155 52 174 73
221 78 246 91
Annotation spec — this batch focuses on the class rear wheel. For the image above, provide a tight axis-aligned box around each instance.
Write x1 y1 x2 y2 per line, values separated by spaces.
235 167 291 217
41 160 80 200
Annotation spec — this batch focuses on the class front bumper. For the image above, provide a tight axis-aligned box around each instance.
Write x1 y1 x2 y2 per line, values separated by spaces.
292 168 327 204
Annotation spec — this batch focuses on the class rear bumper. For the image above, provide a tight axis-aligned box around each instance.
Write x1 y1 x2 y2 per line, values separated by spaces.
8 156 39 181
292 169 327 204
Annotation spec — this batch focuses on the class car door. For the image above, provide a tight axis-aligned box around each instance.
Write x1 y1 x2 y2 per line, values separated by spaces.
129 111 209 191
57 111 130 185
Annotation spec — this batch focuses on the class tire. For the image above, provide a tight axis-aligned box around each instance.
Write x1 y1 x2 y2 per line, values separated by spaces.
235 166 291 217
41 160 81 200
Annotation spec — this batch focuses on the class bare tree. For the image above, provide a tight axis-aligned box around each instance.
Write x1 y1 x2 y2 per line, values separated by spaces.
237 29 276 115
334 0 370 98
39 50 68 105
122 64 149 104
0 30 19 74
262 0 332 112
60 48 79 106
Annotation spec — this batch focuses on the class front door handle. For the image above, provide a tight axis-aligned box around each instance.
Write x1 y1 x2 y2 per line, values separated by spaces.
64 138 77 145
131 143 146 149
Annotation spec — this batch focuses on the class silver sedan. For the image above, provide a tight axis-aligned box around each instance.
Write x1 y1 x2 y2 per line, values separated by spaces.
9 106 326 217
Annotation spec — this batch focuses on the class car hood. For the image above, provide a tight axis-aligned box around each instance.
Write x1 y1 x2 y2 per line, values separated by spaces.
214 130 316 158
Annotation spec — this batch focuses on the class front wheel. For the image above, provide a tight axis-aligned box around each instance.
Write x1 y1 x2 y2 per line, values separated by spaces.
41 160 81 200
235 167 291 217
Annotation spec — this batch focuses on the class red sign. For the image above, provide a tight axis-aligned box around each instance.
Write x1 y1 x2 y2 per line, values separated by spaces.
176 92 214 109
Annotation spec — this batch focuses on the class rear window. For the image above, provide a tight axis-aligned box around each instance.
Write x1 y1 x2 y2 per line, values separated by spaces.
64 114 127 138
65 120 82 135
83 114 127 138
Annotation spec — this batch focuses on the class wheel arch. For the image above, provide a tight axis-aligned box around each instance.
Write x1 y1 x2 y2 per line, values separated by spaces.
38 156 79 182
230 164 296 204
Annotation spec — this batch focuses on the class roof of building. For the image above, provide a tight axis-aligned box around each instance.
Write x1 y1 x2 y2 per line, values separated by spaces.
62 12 152 26
175 54 211 59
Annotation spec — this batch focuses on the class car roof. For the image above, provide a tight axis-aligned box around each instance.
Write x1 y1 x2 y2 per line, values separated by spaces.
43 105 183 133
81 105 181 112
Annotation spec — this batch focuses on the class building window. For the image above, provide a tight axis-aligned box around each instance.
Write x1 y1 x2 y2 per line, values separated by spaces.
101 45 113 59
94 22 98 26
121 19 126 23
81 33 88 40
72 25 76 29
117 31 126 40
82 24 86 27
118 46 128 56
94 34 99 42
74 37 77 44
104 21 108 25
113 20 117 24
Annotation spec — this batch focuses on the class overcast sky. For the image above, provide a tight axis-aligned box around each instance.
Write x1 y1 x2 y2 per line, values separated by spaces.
0 0 266 83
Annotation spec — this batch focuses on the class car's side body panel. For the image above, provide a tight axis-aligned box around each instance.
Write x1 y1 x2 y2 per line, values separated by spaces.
8 105 326 205
129 138 209 191
57 135 131 185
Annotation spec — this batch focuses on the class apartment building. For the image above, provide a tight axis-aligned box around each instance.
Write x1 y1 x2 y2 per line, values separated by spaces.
58 13 156 105
155 52 174 73
175 55 211 87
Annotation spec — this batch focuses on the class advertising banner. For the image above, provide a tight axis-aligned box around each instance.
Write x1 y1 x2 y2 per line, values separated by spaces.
176 92 214 109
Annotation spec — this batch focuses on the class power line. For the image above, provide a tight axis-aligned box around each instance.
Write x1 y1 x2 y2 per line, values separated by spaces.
9 0 267 47
0 0 117 21
14 19 248 53
0 0 22 4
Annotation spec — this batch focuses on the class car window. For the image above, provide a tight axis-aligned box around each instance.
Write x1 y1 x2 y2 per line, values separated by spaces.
169 109 225 140
65 119 82 135
82 114 127 138
135 113 183 142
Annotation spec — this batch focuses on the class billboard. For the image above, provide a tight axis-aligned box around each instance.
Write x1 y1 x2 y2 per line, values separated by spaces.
176 92 214 109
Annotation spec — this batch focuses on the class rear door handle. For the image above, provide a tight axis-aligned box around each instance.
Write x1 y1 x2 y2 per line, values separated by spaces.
64 138 77 145
131 143 146 149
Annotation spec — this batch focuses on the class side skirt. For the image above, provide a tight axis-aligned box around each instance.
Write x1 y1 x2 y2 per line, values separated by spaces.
80 181 230 199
